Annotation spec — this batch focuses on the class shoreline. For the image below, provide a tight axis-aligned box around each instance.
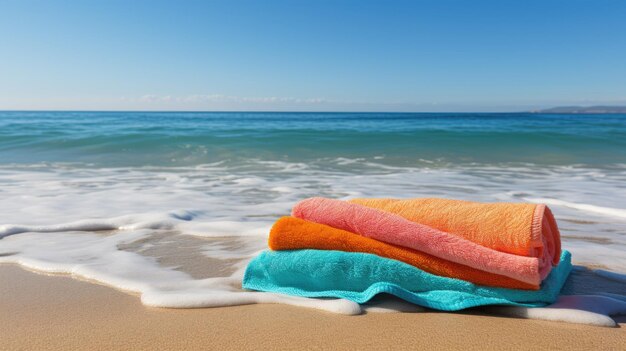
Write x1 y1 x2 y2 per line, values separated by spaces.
1 264 624 350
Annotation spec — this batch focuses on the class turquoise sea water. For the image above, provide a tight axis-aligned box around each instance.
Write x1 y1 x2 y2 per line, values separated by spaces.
0 111 625 312
1 111 625 167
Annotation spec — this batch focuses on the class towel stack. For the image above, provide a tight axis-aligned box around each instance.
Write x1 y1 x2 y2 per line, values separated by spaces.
243 197 572 310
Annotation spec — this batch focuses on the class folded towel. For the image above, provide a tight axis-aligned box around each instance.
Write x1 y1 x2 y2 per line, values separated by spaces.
292 197 553 285
269 216 538 290
349 198 561 265
243 249 572 311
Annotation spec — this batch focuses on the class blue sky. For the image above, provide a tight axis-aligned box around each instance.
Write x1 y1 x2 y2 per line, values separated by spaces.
1 0 625 112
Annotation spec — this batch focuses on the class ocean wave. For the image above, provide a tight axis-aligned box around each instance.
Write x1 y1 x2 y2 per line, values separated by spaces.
523 198 626 219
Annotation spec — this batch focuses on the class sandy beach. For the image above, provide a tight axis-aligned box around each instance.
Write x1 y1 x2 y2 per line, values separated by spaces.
1 264 623 351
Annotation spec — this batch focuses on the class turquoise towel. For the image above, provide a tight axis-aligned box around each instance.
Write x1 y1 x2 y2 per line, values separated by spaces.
243 250 572 311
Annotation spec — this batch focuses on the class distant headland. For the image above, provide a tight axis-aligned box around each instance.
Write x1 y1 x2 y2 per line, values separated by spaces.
531 106 626 114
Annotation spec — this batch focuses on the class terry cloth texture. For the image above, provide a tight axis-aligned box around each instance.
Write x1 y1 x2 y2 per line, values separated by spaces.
269 216 539 290
349 197 561 265
243 249 572 311
292 197 560 285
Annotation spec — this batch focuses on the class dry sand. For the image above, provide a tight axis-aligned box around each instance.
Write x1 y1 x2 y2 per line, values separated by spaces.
1 264 624 351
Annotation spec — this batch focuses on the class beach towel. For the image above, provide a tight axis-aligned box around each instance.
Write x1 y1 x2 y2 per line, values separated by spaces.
349 197 561 264
292 197 559 285
269 216 538 290
243 249 572 311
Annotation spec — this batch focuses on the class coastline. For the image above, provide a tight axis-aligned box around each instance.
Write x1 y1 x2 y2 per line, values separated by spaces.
2 264 623 351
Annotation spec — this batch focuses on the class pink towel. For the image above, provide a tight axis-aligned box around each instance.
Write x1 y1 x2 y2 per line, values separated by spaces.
292 197 551 286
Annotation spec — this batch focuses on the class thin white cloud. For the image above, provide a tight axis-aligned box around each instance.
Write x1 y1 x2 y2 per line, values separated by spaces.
2 94 625 112
131 94 329 105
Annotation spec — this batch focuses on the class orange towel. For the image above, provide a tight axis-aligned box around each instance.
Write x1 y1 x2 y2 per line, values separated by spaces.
269 216 539 290
349 198 561 266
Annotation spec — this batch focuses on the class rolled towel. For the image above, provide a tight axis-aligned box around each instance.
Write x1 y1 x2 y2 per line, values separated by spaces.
269 216 538 290
293 197 556 286
349 198 561 265
243 249 572 311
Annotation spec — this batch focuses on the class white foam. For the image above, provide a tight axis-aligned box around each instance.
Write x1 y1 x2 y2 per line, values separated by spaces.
362 299 425 313
524 198 626 219
142 291 361 314
0 213 180 239
490 295 626 327
0 229 361 315
179 221 271 237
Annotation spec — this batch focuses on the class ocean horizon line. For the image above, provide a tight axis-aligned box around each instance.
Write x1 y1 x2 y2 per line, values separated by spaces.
0 109 602 114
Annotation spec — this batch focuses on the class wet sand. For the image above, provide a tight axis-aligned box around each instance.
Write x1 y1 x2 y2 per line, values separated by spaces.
1 265 624 351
